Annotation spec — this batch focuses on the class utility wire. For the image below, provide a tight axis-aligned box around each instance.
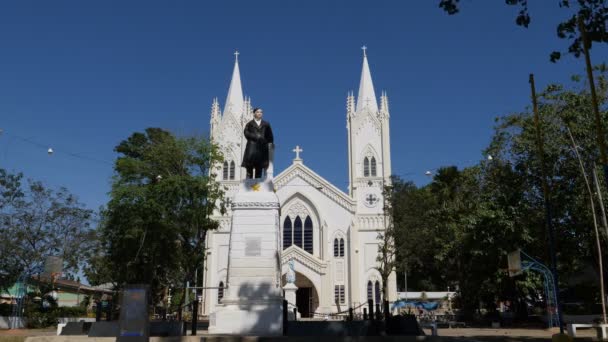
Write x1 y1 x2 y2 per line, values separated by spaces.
0 130 114 166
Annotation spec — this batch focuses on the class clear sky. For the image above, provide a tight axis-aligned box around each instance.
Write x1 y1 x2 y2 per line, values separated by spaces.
1 1 606 211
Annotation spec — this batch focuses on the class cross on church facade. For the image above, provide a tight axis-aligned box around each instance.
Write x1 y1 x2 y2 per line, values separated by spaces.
293 145 303 160
365 193 378 206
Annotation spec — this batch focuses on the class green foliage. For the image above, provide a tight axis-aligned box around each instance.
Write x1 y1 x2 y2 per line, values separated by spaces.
86 128 225 305
390 66 608 319
55 306 87 317
24 307 57 328
21 301 85 328
438 0 608 62
0 303 12 316
0 169 95 292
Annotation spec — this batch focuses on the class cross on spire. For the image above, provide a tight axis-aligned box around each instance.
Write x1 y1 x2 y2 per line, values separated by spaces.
293 145 303 160
234 50 240 62
361 45 367 57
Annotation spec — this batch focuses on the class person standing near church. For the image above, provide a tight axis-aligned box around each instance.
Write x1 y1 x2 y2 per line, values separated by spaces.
242 107 274 179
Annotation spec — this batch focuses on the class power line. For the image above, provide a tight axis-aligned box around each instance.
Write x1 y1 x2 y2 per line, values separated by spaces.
1 129 492 180
1 130 114 166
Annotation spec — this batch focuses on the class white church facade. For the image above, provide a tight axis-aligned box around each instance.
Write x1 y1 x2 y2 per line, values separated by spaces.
201 50 397 317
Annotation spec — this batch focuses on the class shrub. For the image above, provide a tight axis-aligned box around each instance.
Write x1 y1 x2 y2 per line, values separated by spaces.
55 306 87 317
24 304 57 328
0 303 13 316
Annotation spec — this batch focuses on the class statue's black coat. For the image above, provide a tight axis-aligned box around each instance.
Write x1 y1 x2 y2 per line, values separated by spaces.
241 120 274 169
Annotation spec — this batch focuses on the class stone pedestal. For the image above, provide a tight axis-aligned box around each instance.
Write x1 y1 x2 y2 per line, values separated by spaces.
208 178 283 335
283 283 300 320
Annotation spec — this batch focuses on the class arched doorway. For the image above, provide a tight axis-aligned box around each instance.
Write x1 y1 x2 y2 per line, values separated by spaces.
282 272 319 318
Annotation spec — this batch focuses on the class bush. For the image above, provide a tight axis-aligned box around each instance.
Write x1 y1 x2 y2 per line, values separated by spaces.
24 304 57 328
0 303 13 316
23 304 87 328
55 306 87 317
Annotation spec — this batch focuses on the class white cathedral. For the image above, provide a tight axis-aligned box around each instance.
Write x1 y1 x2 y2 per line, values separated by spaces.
201 50 397 317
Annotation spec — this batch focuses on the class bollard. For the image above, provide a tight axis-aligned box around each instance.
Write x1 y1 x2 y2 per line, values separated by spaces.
384 300 390 320
106 301 113 321
95 300 102 322
191 299 198 336
368 299 374 321
283 300 288 336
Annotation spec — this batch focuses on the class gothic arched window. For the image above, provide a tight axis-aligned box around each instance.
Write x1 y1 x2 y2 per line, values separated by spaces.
304 216 313 254
363 157 370 177
222 161 229 180
375 280 381 303
367 281 373 302
218 281 224 304
229 161 235 180
334 238 345 257
283 217 293 250
333 238 339 257
370 157 377 177
293 216 303 249
284 214 314 255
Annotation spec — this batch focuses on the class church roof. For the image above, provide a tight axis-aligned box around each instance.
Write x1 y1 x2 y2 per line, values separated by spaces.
223 52 244 118
274 162 355 213
355 47 378 114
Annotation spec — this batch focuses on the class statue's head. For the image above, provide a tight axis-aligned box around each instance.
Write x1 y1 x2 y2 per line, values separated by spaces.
253 107 263 120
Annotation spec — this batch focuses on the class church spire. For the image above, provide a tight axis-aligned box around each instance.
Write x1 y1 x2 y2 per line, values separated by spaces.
223 50 244 117
356 46 378 114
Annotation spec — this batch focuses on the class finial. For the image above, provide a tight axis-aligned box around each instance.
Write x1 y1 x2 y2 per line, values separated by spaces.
361 45 367 57
234 50 240 62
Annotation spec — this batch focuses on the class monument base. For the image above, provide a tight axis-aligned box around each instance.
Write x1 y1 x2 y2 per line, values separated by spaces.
208 178 283 336
283 283 300 320
208 300 283 335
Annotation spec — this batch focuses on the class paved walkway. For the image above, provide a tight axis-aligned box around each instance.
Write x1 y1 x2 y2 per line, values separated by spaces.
0 329 55 337
0 327 599 341
427 327 596 340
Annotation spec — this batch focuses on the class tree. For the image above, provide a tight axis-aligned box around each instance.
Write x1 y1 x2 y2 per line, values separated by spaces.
0 169 94 291
487 66 608 308
438 0 608 62
376 183 397 301
86 128 225 305
389 66 608 320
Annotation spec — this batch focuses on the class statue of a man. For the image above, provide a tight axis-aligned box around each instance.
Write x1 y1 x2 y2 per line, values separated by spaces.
241 107 274 179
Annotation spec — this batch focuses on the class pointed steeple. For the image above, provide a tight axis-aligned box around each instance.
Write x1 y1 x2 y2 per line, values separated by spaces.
223 51 244 117
356 46 378 114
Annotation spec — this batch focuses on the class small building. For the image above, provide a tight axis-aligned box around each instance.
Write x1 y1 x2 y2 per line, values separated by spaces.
1 277 113 308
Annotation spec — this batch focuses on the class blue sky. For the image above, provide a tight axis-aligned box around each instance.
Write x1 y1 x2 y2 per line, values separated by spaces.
1 1 606 211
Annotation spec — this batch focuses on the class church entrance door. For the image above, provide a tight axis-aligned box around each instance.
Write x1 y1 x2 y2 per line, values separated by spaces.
296 287 312 318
